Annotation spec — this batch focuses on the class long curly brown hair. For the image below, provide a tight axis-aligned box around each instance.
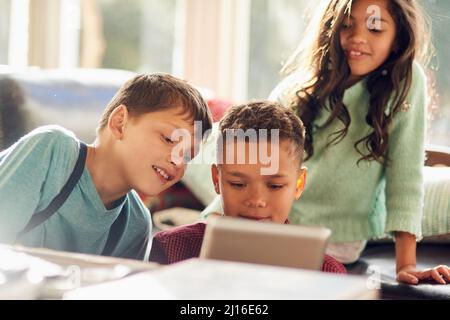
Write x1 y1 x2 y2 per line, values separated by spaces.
282 0 433 164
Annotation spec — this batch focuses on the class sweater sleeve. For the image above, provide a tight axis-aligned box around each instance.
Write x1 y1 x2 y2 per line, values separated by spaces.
0 128 64 243
384 62 427 240
149 234 170 264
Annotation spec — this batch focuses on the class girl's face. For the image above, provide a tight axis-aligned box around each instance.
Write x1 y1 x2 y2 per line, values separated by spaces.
339 0 397 84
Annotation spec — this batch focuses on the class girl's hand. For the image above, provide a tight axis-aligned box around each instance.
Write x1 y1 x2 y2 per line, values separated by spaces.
397 264 450 285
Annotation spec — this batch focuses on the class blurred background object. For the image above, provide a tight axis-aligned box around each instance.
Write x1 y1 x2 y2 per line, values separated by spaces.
0 68 136 148
0 244 158 299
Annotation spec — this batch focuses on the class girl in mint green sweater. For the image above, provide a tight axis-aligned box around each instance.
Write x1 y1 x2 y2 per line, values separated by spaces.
269 0 450 285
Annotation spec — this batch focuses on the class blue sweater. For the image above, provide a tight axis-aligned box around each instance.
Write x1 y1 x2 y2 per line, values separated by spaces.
0 125 151 259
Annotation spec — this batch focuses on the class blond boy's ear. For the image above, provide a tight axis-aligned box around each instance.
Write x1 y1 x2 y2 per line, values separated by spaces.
295 167 307 200
109 105 129 140
211 164 221 194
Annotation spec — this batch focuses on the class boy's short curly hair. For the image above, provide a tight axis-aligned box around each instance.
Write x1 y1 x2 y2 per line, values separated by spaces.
219 100 306 162
98 73 212 137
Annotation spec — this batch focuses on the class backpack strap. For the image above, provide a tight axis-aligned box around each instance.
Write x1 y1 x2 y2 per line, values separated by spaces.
101 202 150 260
16 141 88 239
17 141 137 258
101 201 128 256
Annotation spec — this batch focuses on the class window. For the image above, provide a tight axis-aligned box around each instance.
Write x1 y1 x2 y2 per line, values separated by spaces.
423 1 450 147
248 0 312 100
80 0 177 73
0 0 11 65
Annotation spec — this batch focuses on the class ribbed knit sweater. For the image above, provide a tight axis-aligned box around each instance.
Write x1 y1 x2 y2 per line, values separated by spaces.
268 62 427 242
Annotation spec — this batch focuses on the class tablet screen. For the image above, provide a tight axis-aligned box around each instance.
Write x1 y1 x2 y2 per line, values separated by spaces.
199 217 331 270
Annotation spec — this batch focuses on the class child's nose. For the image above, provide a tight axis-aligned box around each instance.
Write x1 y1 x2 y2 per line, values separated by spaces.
349 26 368 44
167 152 184 170
170 159 184 170
244 197 267 208
244 189 267 208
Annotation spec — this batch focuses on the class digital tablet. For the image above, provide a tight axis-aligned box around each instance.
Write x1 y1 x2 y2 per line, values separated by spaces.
199 217 331 270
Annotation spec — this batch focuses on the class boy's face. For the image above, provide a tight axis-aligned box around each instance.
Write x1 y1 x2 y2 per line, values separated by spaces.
212 139 306 223
115 105 197 196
